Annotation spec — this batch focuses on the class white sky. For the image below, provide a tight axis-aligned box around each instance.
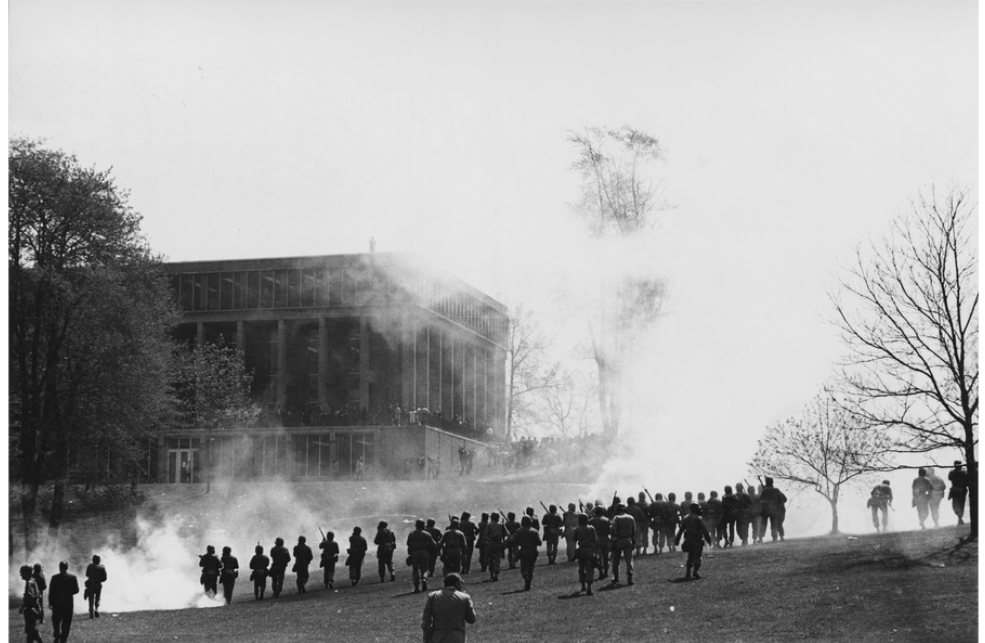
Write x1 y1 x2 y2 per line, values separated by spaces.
8 0 979 519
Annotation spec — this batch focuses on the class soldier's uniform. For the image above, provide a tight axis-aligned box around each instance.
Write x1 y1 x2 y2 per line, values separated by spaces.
590 508 612 579
720 489 740 548
735 484 753 545
269 538 291 597
636 493 650 555
573 515 598 595
675 504 712 580
293 537 314 593
249 546 270 600
458 513 479 574
407 521 437 593
219 547 239 604
610 505 636 585
664 493 681 552
347 528 369 586
562 504 580 562
439 521 467 576
626 497 647 556
760 478 788 541
483 514 509 581
748 486 763 543
648 494 671 553
867 481 893 532
542 506 563 564
374 522 397 582
505 513 521 569
425 519 444 578
514 517 542 591
476 514 490 572
318 536 340 589
199 546 222 597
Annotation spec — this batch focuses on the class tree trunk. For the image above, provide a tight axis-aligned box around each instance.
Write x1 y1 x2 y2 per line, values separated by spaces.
829 490 840 535
965 442 977 540
48 478 66 542
21 481 40 554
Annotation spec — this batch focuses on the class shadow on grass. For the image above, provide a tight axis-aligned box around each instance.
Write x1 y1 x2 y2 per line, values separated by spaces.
816 532 977 573
499 588 529 595
557 590 585 600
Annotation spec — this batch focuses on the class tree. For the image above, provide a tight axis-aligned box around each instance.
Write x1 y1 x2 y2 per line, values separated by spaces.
506 305 560 438
170 340 260 491
832 187 979 538
751 391 892 534
539 367 598 438
569 126 667 438
9 138 177 548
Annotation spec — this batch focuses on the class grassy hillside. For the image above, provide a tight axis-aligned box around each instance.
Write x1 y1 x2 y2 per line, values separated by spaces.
9 488 976 643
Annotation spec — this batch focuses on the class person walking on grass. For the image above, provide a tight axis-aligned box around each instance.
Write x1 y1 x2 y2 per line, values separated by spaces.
84 555 106 619
20 565 43 643
421 573 477 643
868 480 893 533
219 546 239 605
573 513 598 595
293 536 314 594
319 532 340 589
675 503 713 580
347 526 369 586
610 503 636 586
48 561 79 643
249 545 270 600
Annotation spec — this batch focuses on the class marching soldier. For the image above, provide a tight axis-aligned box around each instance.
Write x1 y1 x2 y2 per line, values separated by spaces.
293 536 314 593
219 546 239 605
675 502 712 580
249 545 270 600
514 516 542 591
374 521 397 583
573 513 598 595
318 532 340 589
562 503 580 562
504 512 521 570
407 519 436 594
347 526 369 586
542 505 563 564
425 519 444 578
269 537 291 597
484 513 509 582
610 503 636 585
439 517 467 576
589 506 611 580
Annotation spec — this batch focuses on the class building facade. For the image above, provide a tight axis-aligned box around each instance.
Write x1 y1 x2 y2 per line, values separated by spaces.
154 252 508 483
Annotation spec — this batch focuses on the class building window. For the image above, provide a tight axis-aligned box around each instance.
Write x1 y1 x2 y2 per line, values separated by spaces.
261 271 275 308
221 273 234 309
307 328 319 403
301 269 318 307
274 270 288 308
207 273 220 310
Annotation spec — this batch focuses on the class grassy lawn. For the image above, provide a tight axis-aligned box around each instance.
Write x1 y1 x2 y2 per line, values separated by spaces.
10 523 976 643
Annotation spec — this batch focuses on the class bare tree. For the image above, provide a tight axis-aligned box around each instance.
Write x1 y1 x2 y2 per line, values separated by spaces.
751 391 892 534
569 126 667 438
539 367 598 438
506 305 560 438
832 186 978 538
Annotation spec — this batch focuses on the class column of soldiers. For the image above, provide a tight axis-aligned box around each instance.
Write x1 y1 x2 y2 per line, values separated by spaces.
185 480 790 608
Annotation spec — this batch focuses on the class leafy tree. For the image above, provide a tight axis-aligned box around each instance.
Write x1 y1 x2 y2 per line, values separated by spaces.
832 187 979 538
751 391 892 534
569 126 667 438
9 138 177 547
170 340 260 491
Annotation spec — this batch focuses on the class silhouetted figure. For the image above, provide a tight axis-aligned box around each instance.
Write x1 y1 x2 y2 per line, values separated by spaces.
269 537 291 597
514 516 542 591
19 565 43 643
249 545 270 600
220 546 239 605
868 480 893 532
912 468 934 529
407 519 437 593
949 461 970 525
483 513 508 582
374 521 397 583
293 536 313 594
48 561 80 643
347 526 369 586
760 477 787 542
31 564 46 624
676 503 713 580
425 519 444 577
573 513 598 595
589 506 611 580
610 503 636 585
927 468 947 527
199 545 221 597
439 518 467 576
319 532 340 589
84 555 106 619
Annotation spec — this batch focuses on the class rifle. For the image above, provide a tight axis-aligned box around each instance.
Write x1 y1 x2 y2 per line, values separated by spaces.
498 508 508 521
578 499 584 513
319 527 326 541
643 487 655 503
539 500 550 514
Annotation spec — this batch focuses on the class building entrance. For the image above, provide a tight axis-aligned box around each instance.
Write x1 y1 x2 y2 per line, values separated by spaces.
168 447 200 483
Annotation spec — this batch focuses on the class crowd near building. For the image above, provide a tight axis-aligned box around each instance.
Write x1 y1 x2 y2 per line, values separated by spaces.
146 252 509 483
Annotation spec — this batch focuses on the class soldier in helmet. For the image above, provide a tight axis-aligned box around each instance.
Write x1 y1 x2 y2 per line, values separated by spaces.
514 516 542 591
292 536 313 593
269 537 291 597
504 512 521 569
675 502 712 580
458 512 479 574
439 517 467 576
542 505 563 564
609 503 636 585
347 526 369 586
199 545 221 598
573 513 598 595
407 519 436 594
249 545 270 600
483 512 509 582
425 519 444 579
219 546 239 604
562 503 580 562
374 521 397 583
318 532 340 589
589 506 611 580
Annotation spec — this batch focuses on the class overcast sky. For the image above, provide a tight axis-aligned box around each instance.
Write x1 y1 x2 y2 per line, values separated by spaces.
8 0 978 531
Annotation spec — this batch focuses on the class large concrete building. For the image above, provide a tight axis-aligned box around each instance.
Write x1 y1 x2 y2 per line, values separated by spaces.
153 252 508 483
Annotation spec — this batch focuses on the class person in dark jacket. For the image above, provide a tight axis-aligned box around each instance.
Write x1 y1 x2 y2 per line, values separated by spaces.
573 513 598 595
292 536 314 594
347 526 369 586
319 532 340 589
84 555 107 619
374 521 397 583
20 565 43 643
425 519 444 578
675 503 712 580
407 519 437 593
199 545 222 598
720 486 740 548
483 513 509 582
439 518 467 576
219 546 239 605
269 537 291 597
734 483 754 546
48 561 80 643
610 503 636 585
760 477 788 542
249 545 270 600
514 516 542 591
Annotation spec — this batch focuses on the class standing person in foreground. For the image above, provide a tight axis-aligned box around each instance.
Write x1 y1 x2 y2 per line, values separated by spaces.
421 573 477 643
948 461 969 525
676 502 713 580
610 503 636 585
84 555 107 619
219 546 239 605
19 565 43 643
48 561 79 643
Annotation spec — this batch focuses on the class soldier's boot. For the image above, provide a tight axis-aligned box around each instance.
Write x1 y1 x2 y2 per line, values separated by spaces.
422 579 428 591
580 582 586 593
523 577 531 591
627 573 634 586
586 582 593 596
685 566 692 580
692 565 701 580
